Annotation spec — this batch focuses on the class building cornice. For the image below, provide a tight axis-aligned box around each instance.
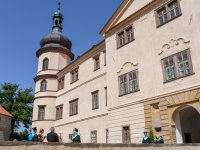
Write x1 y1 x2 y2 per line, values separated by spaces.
36 46 74 60
108 85 200 111
34 74 57 82
57 40 105 78
57 72 106 97
55 113 108 128
34 96 57 100
32 119 56 122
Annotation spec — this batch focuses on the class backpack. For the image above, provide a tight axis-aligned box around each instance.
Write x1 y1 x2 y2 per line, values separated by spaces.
72 134 81 143
28 133 35 141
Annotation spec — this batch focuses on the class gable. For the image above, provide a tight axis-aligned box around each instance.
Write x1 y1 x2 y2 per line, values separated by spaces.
100 0 153 35
116 0 152 24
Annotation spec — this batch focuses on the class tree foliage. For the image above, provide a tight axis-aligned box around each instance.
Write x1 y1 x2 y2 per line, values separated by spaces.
149 128 155 143
0 83 34 130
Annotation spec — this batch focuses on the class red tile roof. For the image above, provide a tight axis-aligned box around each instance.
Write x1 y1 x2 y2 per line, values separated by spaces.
0 105 13 117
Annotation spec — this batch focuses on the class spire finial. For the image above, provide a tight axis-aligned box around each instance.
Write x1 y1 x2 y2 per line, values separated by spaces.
58 1 61 10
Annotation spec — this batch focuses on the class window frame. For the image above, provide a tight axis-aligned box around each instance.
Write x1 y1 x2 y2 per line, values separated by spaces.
155 0 182 27
38 105 46 121
58 76 65 91
117 25 135 49
69 99 78 116
162 49 194 83
118 70 139 96
122 126 131 144
42 58 49 71
92 90 99 110
93 54 100 71
40 80 47 92
70 68 79 84
56 104 63 120
90 130 97 143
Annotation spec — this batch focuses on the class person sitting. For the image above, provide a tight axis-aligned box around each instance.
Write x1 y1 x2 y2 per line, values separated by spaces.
38 128 46 142
47 127 59 142
155 135 164 144
71 128 81 143
28 127 38 142
142 131 151 143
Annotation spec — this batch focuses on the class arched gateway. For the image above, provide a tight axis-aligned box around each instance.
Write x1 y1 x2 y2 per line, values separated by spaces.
175 106 200 143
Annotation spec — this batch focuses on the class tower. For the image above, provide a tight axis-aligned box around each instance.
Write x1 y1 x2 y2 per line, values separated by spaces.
32 3 74 132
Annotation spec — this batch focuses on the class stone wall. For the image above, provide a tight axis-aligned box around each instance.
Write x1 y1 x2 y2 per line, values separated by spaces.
0 142 200 150
0 114 12 141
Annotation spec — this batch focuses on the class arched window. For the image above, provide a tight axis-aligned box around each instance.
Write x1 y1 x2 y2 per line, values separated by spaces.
42 58 49 71
40 80 47 92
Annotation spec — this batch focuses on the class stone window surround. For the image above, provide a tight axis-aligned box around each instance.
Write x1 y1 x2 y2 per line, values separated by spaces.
116 25 135 49
70 67 79 84
122 125 131 144
93 54 100 71
56 104 63 120
38 105 46 121
91 90 99 110
42 57 49 71
118 69 140 97
40 80 47 92
69 99 78 116
91 130 97 143
58 76 65 91
155 0 182 28
161 49 194 83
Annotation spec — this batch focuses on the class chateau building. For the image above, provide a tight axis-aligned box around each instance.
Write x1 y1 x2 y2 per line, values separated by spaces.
32 0 200 144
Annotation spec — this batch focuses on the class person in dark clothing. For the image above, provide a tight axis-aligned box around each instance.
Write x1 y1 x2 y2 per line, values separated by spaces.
142 131 151 143
32 127 39 142
47 127 59 142
155 135 164 144
71 128 81 143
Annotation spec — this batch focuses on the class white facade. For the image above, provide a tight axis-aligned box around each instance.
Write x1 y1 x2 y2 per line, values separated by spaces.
33 0 200 144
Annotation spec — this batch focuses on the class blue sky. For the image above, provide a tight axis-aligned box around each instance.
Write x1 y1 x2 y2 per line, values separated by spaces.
0 0 122 90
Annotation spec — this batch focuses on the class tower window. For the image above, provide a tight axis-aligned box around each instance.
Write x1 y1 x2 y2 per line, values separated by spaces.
42 58 49 71
40 80 47 92
38 105 45 121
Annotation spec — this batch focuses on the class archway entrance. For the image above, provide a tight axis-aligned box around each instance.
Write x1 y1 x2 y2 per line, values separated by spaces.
175 106 200 143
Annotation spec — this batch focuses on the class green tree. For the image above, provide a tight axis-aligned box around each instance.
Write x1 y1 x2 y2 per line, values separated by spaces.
0 83 34 131
149 128 155 143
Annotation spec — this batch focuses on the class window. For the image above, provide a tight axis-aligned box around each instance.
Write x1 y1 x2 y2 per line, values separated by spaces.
103 51 106 66
42 58 49 71
56 105 63 120
92 91 99 110
94 55 100 71
117 26 134 48
58 77 65 90
126 27 134 43
106 129 109 143
71 68 79 83
104 87 107 106
40 80 47 92
162 49 193 82
69 99 78 116
155 0 181 27
122 126 131 143
119 70 139 96
38 106 45 120
91 130 97 143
